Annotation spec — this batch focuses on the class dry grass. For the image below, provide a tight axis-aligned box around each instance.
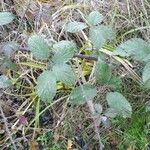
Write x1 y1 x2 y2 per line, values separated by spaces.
0 0 150 149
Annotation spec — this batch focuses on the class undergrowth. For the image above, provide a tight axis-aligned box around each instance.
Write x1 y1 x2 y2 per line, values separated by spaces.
0 0 150 150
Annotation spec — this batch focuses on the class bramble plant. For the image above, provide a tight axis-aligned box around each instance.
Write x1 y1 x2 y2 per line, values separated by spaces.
0 10 150 149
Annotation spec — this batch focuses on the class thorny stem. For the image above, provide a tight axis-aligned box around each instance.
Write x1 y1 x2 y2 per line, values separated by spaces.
87 100 104 150
17 46 142 84
0 102 17 150
19 46 98 61
75 60 104 150
74 54 98 61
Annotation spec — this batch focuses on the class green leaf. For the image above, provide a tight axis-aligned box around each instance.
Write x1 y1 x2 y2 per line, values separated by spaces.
89 25 115 49
142 62 150 89
65 21 88 33
70 84 97 105
94 103 103 114
146 101 150 112
142 62 150 83
95 61 111 84
0 57 17 71
0 75 12 88
144 80 150 89
104 108 118 118
37 71 56 102
143 53 150 62
113 38 150 62
52 40 76 64
106 92 132 118
107 76 122 90
87 11 103 25
0 42 18 58
28 34 50 60
52 63 76 86
0 12 15 26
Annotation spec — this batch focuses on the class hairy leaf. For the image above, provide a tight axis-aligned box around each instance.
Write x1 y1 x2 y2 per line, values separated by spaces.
0 12 15 26
89 25 115 49
104 108 118 118
101 116 111 128
143 53 150 62
144 80 150 89
52 63 76 86
28 34 50 60
0 57 17 71
95 61 111 84
52 40 76 64
0 42 18 58
107 76 122 90
70 84 97 105
146 101 150 112
142 62 150 89
113 38 150 62
0 75 12 88
87 11 103 25
106 92 132 118
94 103 103 114
142 62 150 83
37 71 56 102
65 21 88 33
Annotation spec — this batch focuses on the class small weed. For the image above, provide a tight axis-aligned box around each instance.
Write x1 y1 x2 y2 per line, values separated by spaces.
0 1 150 149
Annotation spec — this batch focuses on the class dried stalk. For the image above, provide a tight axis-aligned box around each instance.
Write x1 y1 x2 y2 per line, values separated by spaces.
0 102 17 150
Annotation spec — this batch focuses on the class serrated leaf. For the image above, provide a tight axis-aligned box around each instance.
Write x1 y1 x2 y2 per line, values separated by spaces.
0 75 12 88
95 61 111 84
70 84 97 105
142 62 150 83
0 42 18 58
94 103 103 114
142 62 150 89
28 34 50 60
87 11 103 25
107 76 122 90
37 71 56 102
143 53 150 62
0 57 17 71
52 63 76 86
52 40 76 64
89 25 115 49
146 101 150 112
101 116 111 128
65 21 88 33
106 92 132 118
113 38 150 62
0 12 15 26
144 80 150 89
104 108 118 118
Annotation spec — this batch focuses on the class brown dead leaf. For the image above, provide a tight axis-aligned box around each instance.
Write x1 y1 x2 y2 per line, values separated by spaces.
127 147 135 150
29 140 39 150
53 128 60 143
67 139 73 150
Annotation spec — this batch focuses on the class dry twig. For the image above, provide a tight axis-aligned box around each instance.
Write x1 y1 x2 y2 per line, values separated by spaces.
0 102 17 150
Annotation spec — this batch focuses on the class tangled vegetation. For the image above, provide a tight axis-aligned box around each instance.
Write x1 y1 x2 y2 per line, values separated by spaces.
0 0 150 150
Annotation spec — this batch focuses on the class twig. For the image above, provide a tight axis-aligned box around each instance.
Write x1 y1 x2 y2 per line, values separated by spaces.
74 54 98 61
87 100 104 150
18 46 143 85
14 0 31 41
74 60 104 150
18 46 98 61
0 102 17 150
